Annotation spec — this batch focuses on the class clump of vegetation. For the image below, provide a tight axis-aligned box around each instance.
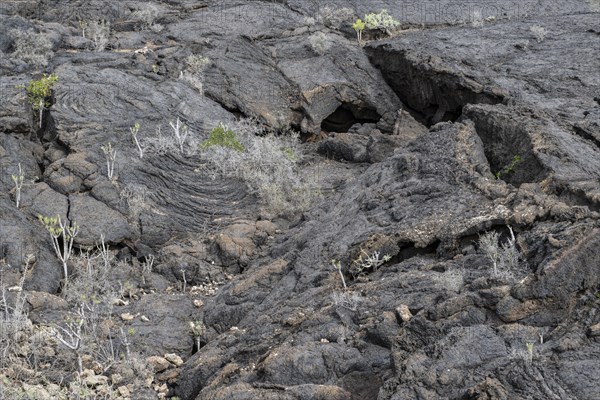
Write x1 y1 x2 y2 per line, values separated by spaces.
479 226 520 279
349 250 391 279
22 73 58 129
38 215 79 280
309 32 330 55
200 123 245 152
495 155 521 180
132 4 161 31
319 6 355 29
530 25 548 43
364 10 400 35
169 117 191 153
186 54 211 73
101 141 117 179
88 19 110 51
198 119 319 216
352 19 366 43
10 29 54 67
526 342 534 363
0 273 30 371
180 55 210 94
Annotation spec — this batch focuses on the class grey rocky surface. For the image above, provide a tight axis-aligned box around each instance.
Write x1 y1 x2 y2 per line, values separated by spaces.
1 0 599 399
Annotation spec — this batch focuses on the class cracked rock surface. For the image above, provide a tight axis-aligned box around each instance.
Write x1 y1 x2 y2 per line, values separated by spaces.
1 1 599 399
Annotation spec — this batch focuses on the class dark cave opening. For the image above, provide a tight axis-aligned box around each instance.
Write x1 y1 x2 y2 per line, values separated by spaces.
365 46 504 127
462 107 548 186
321 103 381 133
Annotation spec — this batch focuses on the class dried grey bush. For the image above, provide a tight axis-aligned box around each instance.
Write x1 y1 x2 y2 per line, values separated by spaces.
198 118 320 215
530 25 547 43
10 29 54 66
88 20 110 51
309 32 330 55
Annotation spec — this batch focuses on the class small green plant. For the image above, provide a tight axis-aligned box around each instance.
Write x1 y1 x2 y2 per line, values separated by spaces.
185 54 210 73
526 342 534 363
364 10 400 35
130 122 143 158
190 320 206 350
200 123 245 152
38 214 79 280
11 163 24 208
23 73 58 128
100 142 117 179
282 147 297 161
495 155 522 179
349 250 391 279
78 20 88 37
352 19 366 43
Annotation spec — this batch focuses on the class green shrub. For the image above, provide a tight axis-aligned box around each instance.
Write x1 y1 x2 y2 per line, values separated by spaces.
23 73 58 128
200 123 245 152
352 19 366 42
364 10 400 34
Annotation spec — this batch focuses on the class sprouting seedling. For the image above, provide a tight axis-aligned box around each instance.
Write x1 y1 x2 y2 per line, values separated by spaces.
101 142 117 179
352 19 365 43
11 163 25 208
495 155 521 180
526 342 534 363
130 122 143 158
38 214 79 279
331 259 347 289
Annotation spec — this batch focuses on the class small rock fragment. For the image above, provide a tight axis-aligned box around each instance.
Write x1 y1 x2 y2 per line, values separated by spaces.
157 367 180 382
396 304 413 322
84 374 108 387
111 373 123 385
164 353 184 367
117 385 130 398
146 356 170 372
120 313 134 321
588 323 600 337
